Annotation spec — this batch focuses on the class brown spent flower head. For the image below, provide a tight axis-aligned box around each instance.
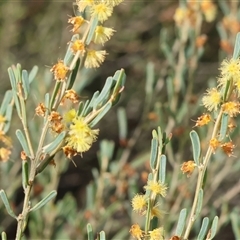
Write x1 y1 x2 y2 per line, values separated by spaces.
63 89 80 104
48 111 62 122
50 60 69 81
35 103 47 117
51 121 65 134
21 151 27 160
62 146 78 159
210 138 221 153
68 16 85 33
181 160 196 177
194 113 211 127
222 101 240 117
169 236 181 240
71 39 86 55
129 224 143 240
48 111 64 133
221 141 235 157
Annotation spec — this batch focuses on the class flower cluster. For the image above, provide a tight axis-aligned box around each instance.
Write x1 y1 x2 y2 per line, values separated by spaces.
129 224 164 240
35 0 124 161
174 0 217 26
130 179 167 239
192 57 240 158
63 109 99 158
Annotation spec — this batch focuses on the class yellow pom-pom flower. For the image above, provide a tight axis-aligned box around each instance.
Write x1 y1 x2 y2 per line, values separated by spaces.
202 88 221 112
65 117 99 154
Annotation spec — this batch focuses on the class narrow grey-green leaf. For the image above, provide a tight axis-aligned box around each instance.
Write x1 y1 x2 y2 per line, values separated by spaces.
42 131 66 154
80 100 90 117
85 91 99 112
8 67 17 90
117 107 127 141
223 79 230 102
219 114 228 141
22 70 30 99
87 223 94 240
12 92 21 118
159 155 166 184
45 93 50 111
86 184 95 209
100 140 115 160
93 77 113 109
0 190 17 219
16 129 31 157
150 138 158 169
196 188 203 218
190 130 201 165
197 217 209 240
175 208 187 236
0 90 12 115
99 231 106 240
1 232 7 240
22 160 29 189
233 32 240 60
230 212 240 240
209 216 219 239
8 67 21 116
36 154 55 175
77 101 84 116
16 64 22 83
152 129 158 139
30 190 57 212
64 34 78 65
86 16 98 45
29 65 38 83
145 62 154 97
67 58 80 90
89 102 112 127
157 126 163 152
111 69 126 106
